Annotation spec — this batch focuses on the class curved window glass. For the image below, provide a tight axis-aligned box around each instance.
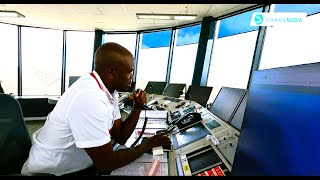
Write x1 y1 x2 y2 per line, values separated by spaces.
218 8 262 38
274 4 320 16
65 31 95 89
259 4 320 70
136 30 172 90
21 27 63 95
170 24 201 86
141 30 171 48
176 24 201 46
207 8 262 103
0 23 18 95
103 33 137 55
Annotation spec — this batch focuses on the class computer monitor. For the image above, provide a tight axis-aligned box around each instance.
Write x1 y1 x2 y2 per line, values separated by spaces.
185 85 213 107
229 92 248 131
231 62 320 176
68 76 80 87
144 81 167 95
209 87 246 123
163 83 186 98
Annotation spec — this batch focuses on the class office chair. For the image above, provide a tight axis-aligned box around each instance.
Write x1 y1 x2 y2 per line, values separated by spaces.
68 76 80 87
0 93 53 176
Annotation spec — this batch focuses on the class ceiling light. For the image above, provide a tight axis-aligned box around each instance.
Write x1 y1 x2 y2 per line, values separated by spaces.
136 13 197 20
0 10 25 18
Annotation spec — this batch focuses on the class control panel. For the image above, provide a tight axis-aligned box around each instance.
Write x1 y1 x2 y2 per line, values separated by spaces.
167 104 240 176
118 93 241 176
168 105 196 124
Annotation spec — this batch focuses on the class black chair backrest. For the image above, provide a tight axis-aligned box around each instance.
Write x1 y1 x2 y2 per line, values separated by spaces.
0 93 31 175
68 76 80 87
185 85 213 107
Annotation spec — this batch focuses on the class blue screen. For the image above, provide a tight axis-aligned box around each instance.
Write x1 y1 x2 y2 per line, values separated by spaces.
232 63 320 176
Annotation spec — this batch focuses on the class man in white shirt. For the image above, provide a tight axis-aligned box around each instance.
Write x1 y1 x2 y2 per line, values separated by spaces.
21 42 171 176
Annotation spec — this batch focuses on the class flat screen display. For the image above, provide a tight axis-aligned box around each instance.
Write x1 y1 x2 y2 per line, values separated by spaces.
163 83 186 98
187 146 221 174
210 87 246 123
185 85 213 107
204 119 221 130
231 62 320 176
144 81 167 95
172 123 209 150
229 92 248 131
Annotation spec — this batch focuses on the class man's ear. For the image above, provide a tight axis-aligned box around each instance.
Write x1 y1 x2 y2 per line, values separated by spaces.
105 66 116 77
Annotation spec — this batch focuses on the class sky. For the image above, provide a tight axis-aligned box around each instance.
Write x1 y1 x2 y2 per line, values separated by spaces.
141 4 320 48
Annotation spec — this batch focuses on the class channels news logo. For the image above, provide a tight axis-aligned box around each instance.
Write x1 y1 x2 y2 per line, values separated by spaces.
250 12 307 26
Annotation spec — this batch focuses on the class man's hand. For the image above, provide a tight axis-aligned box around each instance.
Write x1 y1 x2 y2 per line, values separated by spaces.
132 89 147 109
148 132 172 149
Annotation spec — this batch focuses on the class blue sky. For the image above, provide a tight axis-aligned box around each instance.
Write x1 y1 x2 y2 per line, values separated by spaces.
142 24 201 48
141 4 320 47
274 4 320 16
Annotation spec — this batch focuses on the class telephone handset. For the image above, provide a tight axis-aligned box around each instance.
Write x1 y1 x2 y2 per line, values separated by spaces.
174 112 202 129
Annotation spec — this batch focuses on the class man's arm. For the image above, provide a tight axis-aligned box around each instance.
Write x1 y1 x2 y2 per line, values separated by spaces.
85 132 171 173
111 89 146 144
111 106 142 145
83 89 171 173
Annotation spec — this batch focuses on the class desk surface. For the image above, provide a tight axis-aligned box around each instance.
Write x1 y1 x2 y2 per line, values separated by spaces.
113 108 170 176
114 94 240 176
48 92 239 176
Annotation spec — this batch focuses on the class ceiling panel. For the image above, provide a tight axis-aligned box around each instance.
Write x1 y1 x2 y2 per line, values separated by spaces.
0 4 258 31
182 4 213 16
5 4 99 14
208 4 256 18
123 4 181 14
93 4 127 15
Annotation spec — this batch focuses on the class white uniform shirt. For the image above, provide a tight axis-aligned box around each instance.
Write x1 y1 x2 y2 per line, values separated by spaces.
21 71 121 176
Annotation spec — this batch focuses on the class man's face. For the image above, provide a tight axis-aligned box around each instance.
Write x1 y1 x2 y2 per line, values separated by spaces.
113 55 134 92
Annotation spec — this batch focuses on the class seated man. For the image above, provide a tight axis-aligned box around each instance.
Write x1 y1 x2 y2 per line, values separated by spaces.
21 42 171 176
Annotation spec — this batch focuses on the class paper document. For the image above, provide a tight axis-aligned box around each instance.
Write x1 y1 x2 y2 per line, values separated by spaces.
136 129 163 137
110 152 169 176
110 162 168 176
134 152 168 163
139 110 168 119
136 118 167 129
